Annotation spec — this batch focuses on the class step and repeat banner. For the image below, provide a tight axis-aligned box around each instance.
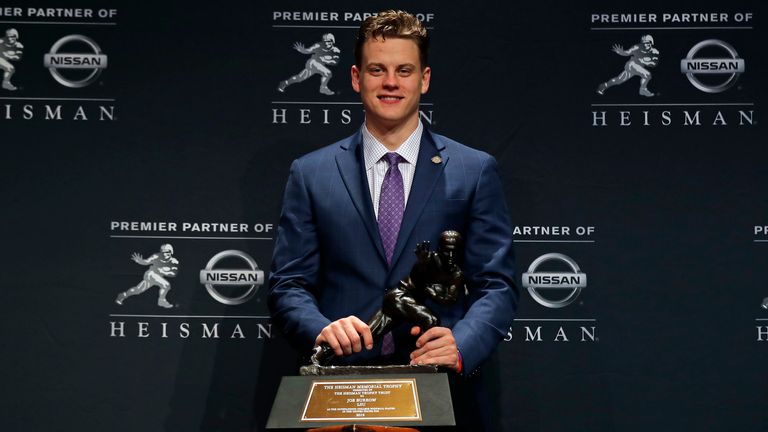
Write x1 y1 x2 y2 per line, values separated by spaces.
1 0 765 431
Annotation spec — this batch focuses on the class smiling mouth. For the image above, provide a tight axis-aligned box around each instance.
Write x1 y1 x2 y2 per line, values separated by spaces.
378 96 404 103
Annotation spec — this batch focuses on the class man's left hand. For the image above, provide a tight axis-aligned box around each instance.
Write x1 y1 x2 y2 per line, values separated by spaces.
409 326 459 371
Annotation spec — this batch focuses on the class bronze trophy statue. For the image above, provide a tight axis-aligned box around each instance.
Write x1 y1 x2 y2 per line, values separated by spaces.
278 231 465 428
306 230 466 370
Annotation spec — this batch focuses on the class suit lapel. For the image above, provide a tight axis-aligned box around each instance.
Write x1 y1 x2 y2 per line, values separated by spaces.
389 130 448 269
335 131 387 263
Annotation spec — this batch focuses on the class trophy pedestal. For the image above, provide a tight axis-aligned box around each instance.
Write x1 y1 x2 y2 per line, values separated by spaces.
308 426 419 432
299 364 441 376
266 366 455 431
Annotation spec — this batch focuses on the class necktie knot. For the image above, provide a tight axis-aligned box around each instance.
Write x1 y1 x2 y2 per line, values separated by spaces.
382 152 403 167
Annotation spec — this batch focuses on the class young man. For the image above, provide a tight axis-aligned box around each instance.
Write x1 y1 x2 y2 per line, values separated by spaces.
269 9 516 384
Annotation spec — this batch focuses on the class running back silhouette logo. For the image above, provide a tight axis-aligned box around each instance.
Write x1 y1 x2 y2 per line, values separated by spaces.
0 28 23 91
115 244 179 309
597 35 660 97
277 33 340 95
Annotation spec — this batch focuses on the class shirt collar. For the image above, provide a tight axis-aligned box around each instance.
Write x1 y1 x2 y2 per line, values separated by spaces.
362 121 423 170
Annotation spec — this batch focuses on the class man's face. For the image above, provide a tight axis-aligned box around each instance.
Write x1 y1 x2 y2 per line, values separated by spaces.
351 37 430 130
6 33 16 44
323 39 334 49
642 41 652 50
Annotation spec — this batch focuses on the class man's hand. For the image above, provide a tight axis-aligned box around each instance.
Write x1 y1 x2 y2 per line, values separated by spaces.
409 326 460 371
316 316 373 356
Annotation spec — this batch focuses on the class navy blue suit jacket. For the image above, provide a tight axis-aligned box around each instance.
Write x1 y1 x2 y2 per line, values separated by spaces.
268 126 517 375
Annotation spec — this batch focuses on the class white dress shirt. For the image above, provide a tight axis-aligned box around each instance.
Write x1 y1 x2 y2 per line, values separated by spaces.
362 121 423 218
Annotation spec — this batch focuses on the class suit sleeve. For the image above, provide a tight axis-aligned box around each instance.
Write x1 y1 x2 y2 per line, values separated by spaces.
268 159 331 351
451 155 518 375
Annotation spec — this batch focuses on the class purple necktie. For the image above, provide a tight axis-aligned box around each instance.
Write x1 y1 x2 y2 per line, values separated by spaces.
378 152 405 265
378 152 404 356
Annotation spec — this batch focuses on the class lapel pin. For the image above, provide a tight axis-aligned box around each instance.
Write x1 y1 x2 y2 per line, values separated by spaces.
431 156 442 164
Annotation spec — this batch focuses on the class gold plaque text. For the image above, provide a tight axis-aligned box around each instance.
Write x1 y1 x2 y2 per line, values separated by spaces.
301 379 422 422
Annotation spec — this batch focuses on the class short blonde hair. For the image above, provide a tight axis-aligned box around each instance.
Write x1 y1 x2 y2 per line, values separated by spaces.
355 10 429 68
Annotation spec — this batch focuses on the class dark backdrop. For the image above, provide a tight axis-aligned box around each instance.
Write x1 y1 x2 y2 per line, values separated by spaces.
1 1 765 431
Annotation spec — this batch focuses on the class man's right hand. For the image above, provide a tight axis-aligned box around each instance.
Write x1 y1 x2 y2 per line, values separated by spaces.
315 316 374 356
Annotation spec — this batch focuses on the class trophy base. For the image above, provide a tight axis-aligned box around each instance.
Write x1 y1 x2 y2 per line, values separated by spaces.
268 371 455 429
300 364 441 376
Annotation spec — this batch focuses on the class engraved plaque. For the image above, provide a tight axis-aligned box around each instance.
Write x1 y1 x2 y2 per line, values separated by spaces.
301 378 422 422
